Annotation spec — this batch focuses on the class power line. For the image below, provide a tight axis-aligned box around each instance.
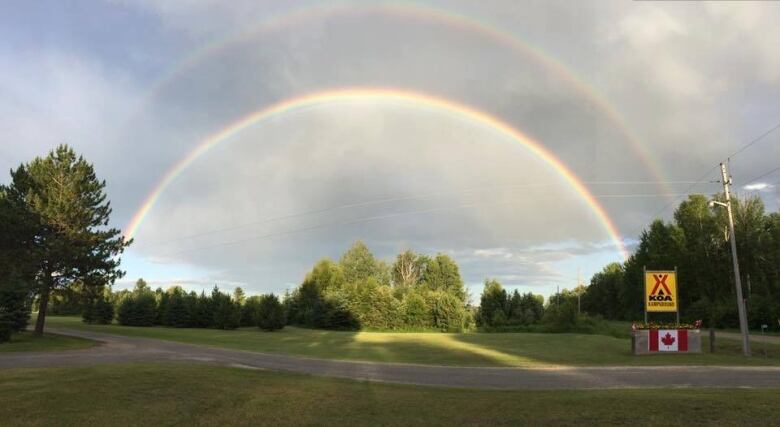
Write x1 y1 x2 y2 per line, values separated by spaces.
725 122 780 161
628 120 780 238
155 192 700 257
742 165 780 187
629 166 720 236
138 181 702 249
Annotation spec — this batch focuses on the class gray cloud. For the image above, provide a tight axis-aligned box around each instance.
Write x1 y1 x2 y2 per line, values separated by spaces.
3 0 779 296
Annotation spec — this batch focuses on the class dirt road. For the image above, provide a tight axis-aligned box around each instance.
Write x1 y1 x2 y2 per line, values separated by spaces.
2 328 780 390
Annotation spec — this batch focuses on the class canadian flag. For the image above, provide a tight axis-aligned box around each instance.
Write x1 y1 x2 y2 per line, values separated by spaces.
649 329 688 352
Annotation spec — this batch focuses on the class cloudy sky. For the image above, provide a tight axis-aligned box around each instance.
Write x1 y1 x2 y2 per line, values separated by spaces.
2 0 779 300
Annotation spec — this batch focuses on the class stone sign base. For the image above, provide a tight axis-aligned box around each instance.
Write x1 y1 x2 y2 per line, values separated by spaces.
632 329 701 354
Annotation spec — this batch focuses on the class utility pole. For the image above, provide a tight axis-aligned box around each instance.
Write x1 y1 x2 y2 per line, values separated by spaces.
719 162 751 357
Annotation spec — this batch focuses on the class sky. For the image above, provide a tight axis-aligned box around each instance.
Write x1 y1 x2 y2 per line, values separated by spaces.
2 0 779 301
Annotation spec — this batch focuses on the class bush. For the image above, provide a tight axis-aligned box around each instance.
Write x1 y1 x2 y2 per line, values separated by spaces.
478 279 508 327
541 295 578 332
161 288 191 327
256 294 286 331
428 290 469 331
0 316 10 343
82 296 114 324
401 291 431 328
212 288 241 330
117 292 157 326
241 296 262 327
0 279 30 340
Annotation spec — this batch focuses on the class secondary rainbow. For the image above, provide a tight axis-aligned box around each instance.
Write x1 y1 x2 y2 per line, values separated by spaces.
139 0 670 197
124 88 629 260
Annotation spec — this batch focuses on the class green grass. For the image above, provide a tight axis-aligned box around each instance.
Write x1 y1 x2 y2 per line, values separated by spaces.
0 331 96 353
46 316 780 367
0 363 777 426
718 327 780 337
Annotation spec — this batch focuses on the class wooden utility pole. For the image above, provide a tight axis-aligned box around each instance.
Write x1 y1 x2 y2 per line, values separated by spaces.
718 162 751 357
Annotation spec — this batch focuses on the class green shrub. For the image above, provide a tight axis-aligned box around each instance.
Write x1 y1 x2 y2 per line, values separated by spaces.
161 288 191 328
241 296 261 327
256 294 286 331
428 290 468 331
117 292 157 326
328 280 401 330
0 279 30 339
401 291 431 328
82 296 114 324
212 288 241 330
478 279 507 327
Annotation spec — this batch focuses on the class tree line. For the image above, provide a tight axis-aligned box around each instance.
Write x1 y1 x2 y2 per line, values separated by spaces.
94 279 286 331
582 194 780 330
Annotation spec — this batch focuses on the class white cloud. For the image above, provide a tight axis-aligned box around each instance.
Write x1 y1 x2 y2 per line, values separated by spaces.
743 183 773 192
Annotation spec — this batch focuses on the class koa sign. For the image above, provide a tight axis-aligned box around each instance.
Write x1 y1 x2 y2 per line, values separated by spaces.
644 271 678 312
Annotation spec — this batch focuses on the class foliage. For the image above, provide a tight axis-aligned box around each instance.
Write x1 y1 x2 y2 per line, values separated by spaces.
476 279 544 329
542 291 580 332
286 243 472 331
82 295 114 325
391 250 427 288
256 294 286 331
427 290 470 331
340 241 388 285
116 282 157 327
160 287 191 328
241 296 262 327
584 194 780 331
478 279 508 326
211 286 241 330
400 290 431 328
0 278 31 343
421 254 467 302
4 145 130 333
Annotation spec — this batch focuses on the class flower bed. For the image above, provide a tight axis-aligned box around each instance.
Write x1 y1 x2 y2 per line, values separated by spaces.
632 320 703 330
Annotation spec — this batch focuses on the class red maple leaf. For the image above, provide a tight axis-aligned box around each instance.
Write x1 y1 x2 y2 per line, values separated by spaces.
661 333 676 346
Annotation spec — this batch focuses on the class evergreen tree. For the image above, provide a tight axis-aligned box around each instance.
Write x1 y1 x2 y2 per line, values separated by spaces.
5 145 130 333
232 287 246 305
211 286 240 330
241 296 262 327
478 279 508 327
0 278 31 342
256 294 286 331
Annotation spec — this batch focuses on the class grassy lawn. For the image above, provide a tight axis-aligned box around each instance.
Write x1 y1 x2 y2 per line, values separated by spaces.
46 316 780 367
718 327 780 337
0 363 778 426
0 331 96 353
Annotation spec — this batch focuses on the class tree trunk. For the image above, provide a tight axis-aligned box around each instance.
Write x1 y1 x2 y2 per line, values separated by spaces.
35 290 50 334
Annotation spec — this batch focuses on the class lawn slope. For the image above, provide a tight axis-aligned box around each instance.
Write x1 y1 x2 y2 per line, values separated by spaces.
0 331 96 353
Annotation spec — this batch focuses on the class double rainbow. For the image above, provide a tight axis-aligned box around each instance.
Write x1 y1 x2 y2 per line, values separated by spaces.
124 88 629 260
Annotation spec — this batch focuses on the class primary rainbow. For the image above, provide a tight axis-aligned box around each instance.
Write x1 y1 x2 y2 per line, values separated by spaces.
124 88 629 260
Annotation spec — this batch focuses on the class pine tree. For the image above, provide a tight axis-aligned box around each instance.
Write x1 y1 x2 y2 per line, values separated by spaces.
256 294 286 331
6 145 130 333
